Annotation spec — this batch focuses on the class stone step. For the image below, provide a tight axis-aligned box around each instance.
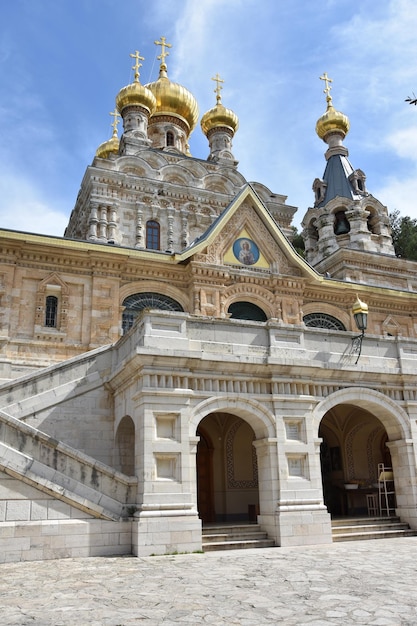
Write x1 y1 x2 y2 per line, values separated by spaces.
332 522 410 535
331 516 417 542
203 538 276 552
202 524 275 552
203 531 270 543
331 516 400 527
333 529 417 542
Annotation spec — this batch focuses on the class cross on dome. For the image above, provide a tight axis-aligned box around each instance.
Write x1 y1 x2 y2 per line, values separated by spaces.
109 108 121 137
212 73 224 103
130 50 144 82
320 72 333 105
154 36 172 70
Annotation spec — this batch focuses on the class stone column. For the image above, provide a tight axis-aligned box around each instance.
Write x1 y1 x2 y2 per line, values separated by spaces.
387 439 417 528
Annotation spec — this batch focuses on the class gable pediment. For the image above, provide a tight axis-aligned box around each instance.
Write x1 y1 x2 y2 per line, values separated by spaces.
176 185 316 280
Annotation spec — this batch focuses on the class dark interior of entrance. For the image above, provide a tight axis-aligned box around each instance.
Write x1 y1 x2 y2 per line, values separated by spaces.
319 404 392 517
196 412 259 524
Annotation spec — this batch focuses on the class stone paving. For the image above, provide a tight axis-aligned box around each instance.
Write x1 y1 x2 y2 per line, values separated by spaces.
1 537 417 625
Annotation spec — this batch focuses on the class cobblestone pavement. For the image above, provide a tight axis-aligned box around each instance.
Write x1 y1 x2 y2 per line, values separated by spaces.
1 538 417 625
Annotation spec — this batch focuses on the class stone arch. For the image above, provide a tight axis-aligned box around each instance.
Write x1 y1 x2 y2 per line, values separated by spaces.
190 396 275 440
312 387 410 441
192 396 277 523
223 284 275 319
302 302 351 331
114 415 135 476
119 281 189 312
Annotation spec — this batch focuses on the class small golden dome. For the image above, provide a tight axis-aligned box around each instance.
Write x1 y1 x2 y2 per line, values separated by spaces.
201 73 238 136
95 133 120 159
115 50 157 115
95 109 121 159
146 37 198 133
316 72 349 141
316 102 350 141
201 102 239 135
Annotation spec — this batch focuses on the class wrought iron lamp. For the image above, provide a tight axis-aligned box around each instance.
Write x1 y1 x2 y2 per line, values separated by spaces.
351 296 368 363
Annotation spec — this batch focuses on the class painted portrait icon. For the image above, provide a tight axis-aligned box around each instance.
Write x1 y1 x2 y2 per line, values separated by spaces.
233 238 260 266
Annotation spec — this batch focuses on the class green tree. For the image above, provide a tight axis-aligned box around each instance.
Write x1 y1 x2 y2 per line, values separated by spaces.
290 226 305 258
389 210 417 260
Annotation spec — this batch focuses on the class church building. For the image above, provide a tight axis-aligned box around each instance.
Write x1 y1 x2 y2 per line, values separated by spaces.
1 42 417 562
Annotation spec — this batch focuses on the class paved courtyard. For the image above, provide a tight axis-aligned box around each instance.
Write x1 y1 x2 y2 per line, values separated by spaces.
1 537 417 625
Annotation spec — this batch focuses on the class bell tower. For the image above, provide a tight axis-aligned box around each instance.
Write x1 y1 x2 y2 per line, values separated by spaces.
302 74 394 268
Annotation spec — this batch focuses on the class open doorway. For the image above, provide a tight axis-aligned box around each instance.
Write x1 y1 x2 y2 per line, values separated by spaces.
319 404 391 517
196 412 259 524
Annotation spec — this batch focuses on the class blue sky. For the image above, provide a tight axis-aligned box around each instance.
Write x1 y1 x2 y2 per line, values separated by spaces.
1 0 417 236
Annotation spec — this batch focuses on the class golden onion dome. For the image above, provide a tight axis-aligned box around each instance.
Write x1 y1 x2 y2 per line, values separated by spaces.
95 132 120 159
316 72 350 141
146 72 199 132
115 50 157 115
145 37 198 133
316 101 350 140
95 109 121 159
201 74 238 136
201 98 239 136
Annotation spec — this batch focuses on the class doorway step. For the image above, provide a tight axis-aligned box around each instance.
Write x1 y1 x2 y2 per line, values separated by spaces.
332 517 417 542
202 524 275 551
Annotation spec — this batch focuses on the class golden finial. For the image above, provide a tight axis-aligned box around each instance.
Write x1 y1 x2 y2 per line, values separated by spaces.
319 72 333 106
212 73 224 104
130 50 144 82
109 108 121 137
154 36 172 70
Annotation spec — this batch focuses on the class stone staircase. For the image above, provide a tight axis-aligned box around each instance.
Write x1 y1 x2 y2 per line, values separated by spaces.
332 516 417 542
202 524 275 552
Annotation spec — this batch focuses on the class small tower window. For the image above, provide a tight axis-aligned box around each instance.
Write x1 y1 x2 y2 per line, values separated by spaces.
146 220 160 250
45 295 58 327
166 131 175 147
334 211 350 235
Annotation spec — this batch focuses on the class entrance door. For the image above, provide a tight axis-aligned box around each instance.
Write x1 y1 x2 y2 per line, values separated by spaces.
196 412 259 524
196 430 215 523
320 404 391 517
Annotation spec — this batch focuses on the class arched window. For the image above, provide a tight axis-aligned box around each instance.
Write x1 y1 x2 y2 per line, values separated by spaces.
303 313 346 331
45 295 58 328
166 131 174 147
334 211 350 235
146 220 160 250
122 292 184 333
228 301 267 322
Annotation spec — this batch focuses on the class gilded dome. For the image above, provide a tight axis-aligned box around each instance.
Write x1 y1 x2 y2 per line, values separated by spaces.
316 74 349 141
146 71 199 133
316 101 350 141
116 81 157 114
201 101 239 135
95 132 119 159
115 51 157 115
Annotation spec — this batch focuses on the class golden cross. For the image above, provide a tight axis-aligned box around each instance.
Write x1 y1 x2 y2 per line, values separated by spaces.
110 108 121 137
319 72 333 100
130 50 144 82
212 73 224 103
154 36 172 68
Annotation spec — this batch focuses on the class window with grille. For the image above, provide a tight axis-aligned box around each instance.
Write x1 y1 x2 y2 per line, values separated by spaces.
45 295 58 327
303 313 345 331
122 292 183 333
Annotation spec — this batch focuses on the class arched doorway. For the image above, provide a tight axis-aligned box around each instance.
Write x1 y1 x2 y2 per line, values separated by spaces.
319 404 391 517
114 415 135 475
196 412 259 524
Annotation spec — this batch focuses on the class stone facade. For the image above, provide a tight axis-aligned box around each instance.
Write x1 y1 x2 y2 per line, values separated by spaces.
1 51 417 561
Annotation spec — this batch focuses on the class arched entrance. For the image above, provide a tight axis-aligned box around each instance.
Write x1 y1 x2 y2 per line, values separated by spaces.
196 412 259 524
319 403 391 517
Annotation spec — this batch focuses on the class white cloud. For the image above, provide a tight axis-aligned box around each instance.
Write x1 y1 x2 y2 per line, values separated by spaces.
0 172 68 236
